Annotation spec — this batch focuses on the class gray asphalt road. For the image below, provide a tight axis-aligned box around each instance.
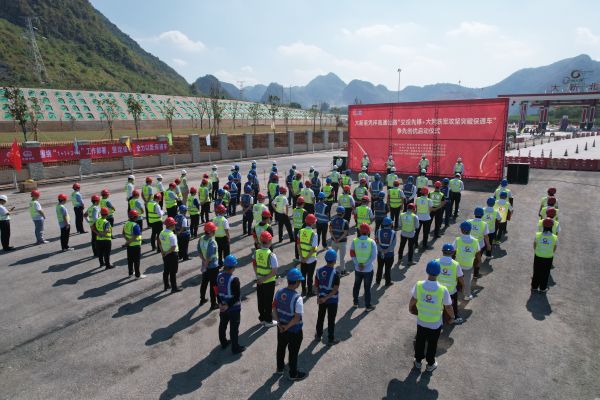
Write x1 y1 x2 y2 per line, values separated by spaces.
0 152 598 400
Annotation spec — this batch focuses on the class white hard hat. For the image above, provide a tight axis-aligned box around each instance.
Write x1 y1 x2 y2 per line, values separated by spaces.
212 165 217 169
181 169 187 175
421 169 426 174
0 195 7 201
388 155 393 159
156 174 163 179
272 161 277 165
391 167 396 172
422 153 426 158
128 175 135 180
251 160 256 163
292 164 297 168
361 166 367 171
457 157 462 162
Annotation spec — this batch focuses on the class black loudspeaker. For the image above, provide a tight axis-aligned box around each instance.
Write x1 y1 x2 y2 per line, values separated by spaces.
506 163 529 184
333 156 347 171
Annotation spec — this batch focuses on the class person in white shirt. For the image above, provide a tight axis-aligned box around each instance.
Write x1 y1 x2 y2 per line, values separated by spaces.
0 194 15 251
452 221 483 300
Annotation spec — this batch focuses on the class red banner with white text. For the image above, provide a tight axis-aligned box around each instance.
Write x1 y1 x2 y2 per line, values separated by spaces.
347 98 508 180
0 140 169 166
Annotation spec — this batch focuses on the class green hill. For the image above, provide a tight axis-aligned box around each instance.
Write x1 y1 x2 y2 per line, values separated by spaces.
0 0 192 95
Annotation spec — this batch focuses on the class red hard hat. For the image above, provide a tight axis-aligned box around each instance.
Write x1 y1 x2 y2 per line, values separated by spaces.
132 189 140 197
145 176 153 183
215 204 227 213
279 186 287 193
164 217 176 226
407 203 416 210
174 178 181 184
295 172 302 178
204 222 217 233
203 173 209 179
343 185 351 192
547 196 556 206
201 178 208 185
359 223 371 235
297 196 305 204
190 186 197 194
305 180 311 186
100 207 109 215
420 187 429 195
128 210 138 218
394 180 400 187
262 210 272 218
362 195 369 202
58 193 68 201
273 174 279 180
154 193 162 200
545 207 556 218
91 194 100 202
31 190 40 197
257 193 265 200
360 178 367 184
101 189 110 196
72 183 80 190
547 187 556 195
260 230 273 243
434 181 442 188
305 213 317 225
223 184 230 190
169 182 176 189
542 217 554 228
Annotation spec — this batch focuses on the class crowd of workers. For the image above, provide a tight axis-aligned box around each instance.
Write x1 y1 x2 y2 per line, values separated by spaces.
0 153 560 380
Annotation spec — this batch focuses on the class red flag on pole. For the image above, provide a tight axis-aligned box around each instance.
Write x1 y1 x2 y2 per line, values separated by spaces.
8 138 22 171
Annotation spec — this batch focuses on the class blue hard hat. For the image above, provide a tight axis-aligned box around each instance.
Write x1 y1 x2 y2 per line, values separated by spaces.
487 197 496 206
250 169 256 175
286 268 305 282
326 177 332 183
314 171 319 176
501 179 508 187
382 217 392 226
500 191 508 198
474 207 484 217
442 243 455 252
345 170 351 175
426 260 441 276
379 191 385 198
178 205 187 212
318 192 326 199
234 164 240 170
336 205 345 214
228 174 233 181
408 176 414 183
244 185 252 193
218 188 225 195
442 178 450 184
247 173 253 179
224 255 238 268
272 166 278 172
460 221 472 233
324 249 337 262
374 173 380 180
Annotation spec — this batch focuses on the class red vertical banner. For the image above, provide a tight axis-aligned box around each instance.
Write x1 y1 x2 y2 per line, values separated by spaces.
348 98 508 180
9 139 22 171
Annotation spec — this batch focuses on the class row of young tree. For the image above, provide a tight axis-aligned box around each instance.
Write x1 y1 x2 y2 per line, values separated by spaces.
3 85 342 142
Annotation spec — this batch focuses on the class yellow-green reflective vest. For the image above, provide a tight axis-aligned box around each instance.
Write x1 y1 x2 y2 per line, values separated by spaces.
416 176 428 189
292 208 305 229
429 191 443 207
253 204 267 226
416 197 429 214
540 206 559 221
95 217 112 240
400 212 415 233
199 186 209 203
292 180 302 195
358 172 368 182
355 205 370 225
354 186 366 199
142 184 153 202
165 190 177 208
147 201 161 224
535 232 557 258
274 195 287 214
482 208 498 231
87 205 99 224
467 218 486 241
300 188 314 204
435 258 459 294
495 186 511 199
537 219 558 235
494 201 509 223
124 221 141 246
352 237 373 264
56 204 70 224
99 198 114 217
214 216 227 237
386 174 398 187
129 198 144 217
268 182 279 199
187 196 199 215
299 228 316 258
455 237 477 267
415 281 445 324
159 229 178 252
341 175 351 186
389 188 402 209
255 248 276 283
338 194 353 208
449 179 462 193
254 223 270 239
323 185 333 200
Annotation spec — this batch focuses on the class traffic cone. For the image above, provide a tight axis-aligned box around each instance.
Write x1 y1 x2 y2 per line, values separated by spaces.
575 144 579 154
585 142 588 151
564 149 568 157
549 149 552 158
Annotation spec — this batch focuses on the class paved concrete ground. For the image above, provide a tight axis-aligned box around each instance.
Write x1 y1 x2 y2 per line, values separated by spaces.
0 151 599 400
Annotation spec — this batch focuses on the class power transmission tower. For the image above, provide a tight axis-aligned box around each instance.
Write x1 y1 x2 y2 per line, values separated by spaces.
237 80 245 100
23 17 50 84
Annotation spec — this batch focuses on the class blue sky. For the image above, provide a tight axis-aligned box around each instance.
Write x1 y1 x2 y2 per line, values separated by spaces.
90 0 600 89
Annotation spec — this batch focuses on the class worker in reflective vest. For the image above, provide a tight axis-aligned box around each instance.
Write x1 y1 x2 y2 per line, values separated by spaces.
175 205 191 261
369 174 384 209
273 187 294 243
409 260 454 372
213 204 230 267
165 183 179 218
353 178 368 202
96 207 113 269
253 210 274 250
494 179 513 205
125 175 135 210
71 183 86 234
373 191 389 232
313 249 341 345
418 153 429 172
128 190 145 230
297 214 318 297
448 173 464 218
493 191 513 243
350 223 377 311
403 176 417 211
241 186 254 236
291 173 304 208
148 193 164 253
209 165 219 201
323 178 334 215
414 188 433 251
314 193 330 249
453 157 464 176
254 231 279 327
358 167 369 183
539 187 558 214
428 181 445 238
226 175 238 216
537 208 560 235
353 196 374 230
123 210 144 279
310 171 321 194
56 193 72 251
292 197 307 262
386 155 395 175
361 154 370 172
329 167 341 202
86 194 100 256
436 244 464 324
268 175 280 216
338 185 355 222
159 217 180 293
539 196 558 221
198 179 211 224
375 217 396 286
452 221 481 301
99 189 115 227
199 222 219 309
174 178 183 204
386 167 398 190
217 254 246 354
531 219 558 293
416 169 428 197
467 207 491 279
388 180 404 231
300 181 316 215
154 174 165 208
273 268 307 381
187 187 200 238
142 177 154 229
482 197 501 256
329 206 350 276
398 203 419 266
252 193 268 228
341 170 353 192
179 169 189 204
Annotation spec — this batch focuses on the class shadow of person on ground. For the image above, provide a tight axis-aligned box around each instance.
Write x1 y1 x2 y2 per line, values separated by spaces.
112 289 171 318
78 276 133 299
384 369 439 399
526 292 552 321
159 324 267 400
53 266 104 286
43 255 97 273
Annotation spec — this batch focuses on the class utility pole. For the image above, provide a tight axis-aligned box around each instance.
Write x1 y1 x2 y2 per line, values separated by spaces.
397 68 402 103
23 17 49 84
